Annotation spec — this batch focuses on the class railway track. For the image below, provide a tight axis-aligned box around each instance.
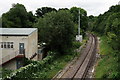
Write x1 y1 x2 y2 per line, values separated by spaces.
52 34 97 80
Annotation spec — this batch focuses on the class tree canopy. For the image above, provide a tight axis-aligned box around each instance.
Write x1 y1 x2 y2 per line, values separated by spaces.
2 3 35 28
91 5 120 50
35 7 57 18
34 10 75 53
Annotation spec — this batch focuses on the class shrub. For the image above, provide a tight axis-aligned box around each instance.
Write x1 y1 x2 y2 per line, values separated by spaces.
73 41 82 49
3 51 57 80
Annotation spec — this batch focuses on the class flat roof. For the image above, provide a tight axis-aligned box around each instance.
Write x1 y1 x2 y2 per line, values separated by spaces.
0 28 37 36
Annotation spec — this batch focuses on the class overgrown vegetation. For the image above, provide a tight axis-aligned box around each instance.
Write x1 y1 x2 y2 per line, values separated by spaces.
0 68 13 78
3 41 82 79
34 10 75 53
90 5 120 79
2 2 119 79
95 36 119 79
2 3 35 28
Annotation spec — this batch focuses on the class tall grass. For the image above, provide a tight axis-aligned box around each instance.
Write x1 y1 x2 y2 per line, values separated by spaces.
95 36 119 79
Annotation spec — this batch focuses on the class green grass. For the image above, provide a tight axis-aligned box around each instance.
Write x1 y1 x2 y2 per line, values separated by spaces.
95 36 119 79
99 36 113 55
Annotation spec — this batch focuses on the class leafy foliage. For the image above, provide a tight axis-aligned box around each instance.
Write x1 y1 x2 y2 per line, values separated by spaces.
0 68 13 78
34 10 75 53
3 51 56 79
35 7 57 18
72 41 82 49
88 15 97 31
2 3 35 28
3 48 81 79
92 5 120 50
92 5 120 79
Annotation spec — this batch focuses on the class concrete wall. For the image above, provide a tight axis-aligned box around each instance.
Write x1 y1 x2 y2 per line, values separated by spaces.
3 59 17 70
0 36 28 58
28 30 38 60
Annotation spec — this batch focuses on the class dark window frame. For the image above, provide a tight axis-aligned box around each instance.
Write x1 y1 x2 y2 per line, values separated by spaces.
0 42 14 49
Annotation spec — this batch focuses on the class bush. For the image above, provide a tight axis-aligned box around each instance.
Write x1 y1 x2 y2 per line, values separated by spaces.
3 51 57 79
34 10 75 53
0 68 13 78
73 41 82 49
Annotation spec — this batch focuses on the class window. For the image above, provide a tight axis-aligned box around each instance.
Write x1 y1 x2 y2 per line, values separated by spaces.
11 42 13 48
0 42 3 48
4 42 6 48
7 42 10 48
0 42 14 49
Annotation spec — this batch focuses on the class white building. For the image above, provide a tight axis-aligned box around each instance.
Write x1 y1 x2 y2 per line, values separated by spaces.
0 28 39 70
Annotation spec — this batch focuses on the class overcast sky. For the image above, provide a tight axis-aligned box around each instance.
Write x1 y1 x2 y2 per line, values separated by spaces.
0 0 120 16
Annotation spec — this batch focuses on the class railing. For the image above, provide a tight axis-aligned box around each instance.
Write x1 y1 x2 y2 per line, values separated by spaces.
0 49 25 65
30 53 37 60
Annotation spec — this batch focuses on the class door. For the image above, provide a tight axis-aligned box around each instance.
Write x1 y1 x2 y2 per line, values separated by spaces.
19 43 24 54
16 59 23 69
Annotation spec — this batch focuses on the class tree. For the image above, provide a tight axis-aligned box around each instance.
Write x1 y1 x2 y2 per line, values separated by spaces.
91 5 120 50
58 8 69 11
35 7 57 18
92 5 120 35
87 15 97 31
2 3 34 28
34 10 75 53
27 11 36 27
105 13 120 50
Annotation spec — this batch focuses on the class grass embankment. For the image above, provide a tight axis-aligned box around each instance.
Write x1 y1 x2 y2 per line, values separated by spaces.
95 36 119 79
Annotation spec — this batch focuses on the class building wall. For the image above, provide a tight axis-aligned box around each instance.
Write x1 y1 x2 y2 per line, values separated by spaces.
3 59 17 70
0 36 28 58
28 30 38 60
0 30 38 59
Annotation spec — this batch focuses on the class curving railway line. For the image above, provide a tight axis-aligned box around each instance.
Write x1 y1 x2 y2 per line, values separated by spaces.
52 34 97 80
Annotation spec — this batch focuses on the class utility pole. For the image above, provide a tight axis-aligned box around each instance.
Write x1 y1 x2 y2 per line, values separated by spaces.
76 9 82 42
78 10 80 35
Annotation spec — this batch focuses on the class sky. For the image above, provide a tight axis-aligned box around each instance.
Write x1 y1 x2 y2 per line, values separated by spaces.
0 0 120 16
